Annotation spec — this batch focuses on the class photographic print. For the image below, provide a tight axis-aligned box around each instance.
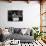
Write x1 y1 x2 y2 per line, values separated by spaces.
8 10 23 21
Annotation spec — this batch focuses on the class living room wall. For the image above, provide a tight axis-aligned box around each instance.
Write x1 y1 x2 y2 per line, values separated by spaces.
0 1 40 28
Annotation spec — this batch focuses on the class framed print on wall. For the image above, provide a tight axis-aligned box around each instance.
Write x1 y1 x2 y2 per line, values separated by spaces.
8 10 23 21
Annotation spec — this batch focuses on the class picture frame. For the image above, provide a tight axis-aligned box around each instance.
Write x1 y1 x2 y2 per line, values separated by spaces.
8 10 23 21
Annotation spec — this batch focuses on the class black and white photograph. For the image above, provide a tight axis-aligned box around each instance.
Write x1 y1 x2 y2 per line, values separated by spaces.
8 10 23 21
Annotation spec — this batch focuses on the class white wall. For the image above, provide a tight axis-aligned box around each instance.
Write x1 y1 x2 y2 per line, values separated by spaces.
0 1 40 28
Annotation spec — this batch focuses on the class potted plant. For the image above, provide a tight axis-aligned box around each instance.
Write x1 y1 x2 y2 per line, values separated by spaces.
32 27 43 40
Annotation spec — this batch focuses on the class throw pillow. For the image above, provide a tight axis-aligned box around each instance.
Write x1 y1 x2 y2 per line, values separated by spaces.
14 28 21 33
21 28 27 35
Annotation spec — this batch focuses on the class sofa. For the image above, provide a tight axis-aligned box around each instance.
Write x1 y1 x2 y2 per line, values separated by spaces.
3 27 34 43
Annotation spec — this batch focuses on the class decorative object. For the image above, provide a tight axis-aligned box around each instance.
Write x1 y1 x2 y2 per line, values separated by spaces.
14 28 21 34
32 27 39 32
8 10 23 21
32 27 43 40
21 28 27 35
8 27 14 34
